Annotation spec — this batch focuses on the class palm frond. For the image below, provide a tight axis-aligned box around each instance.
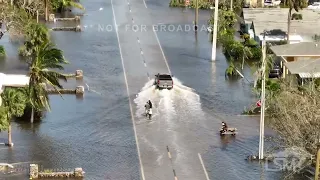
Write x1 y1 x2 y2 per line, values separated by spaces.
68 1 85 10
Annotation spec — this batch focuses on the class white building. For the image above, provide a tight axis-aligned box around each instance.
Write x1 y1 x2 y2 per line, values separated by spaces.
0 73 30 106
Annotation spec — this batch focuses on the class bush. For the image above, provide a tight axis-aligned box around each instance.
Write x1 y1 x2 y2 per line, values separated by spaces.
256 78 281 93
0 45 5 56
225 60 239 76
244 38 258 47
222 38 244 60
291 13 302 20
249 46 262 60
189 0 212 9
169 0 182 7
169 0 213 8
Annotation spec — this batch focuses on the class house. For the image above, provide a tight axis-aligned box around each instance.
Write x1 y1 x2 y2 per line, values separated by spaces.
284 59 320 83
242 8 320 45
269 42 320 78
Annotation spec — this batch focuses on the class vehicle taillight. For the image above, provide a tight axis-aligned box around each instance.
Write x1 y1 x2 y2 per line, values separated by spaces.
158 80 160 84
172 81 173 86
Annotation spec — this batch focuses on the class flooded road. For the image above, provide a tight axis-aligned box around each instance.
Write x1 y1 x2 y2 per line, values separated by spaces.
0 0 284 179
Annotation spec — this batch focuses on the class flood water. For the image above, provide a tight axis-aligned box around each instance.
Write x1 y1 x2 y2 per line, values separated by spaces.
0 0 295 179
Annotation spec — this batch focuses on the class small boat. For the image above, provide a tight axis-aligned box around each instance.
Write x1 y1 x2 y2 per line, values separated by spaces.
220 127 237 136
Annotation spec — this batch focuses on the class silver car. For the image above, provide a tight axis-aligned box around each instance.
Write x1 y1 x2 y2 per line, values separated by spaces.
154 73 173 90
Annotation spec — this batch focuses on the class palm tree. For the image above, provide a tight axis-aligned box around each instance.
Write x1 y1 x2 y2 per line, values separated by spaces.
241 46 253 69
225 60 238 77
58 0 85 12
0 88 27 147
21 21 50 58
28 42 68 123
285 0 304 43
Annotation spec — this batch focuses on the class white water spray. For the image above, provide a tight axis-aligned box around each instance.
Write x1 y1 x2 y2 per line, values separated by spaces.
133 77 203 123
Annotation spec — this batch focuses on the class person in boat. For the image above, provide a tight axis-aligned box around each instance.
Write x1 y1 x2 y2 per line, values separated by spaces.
221 122 228 132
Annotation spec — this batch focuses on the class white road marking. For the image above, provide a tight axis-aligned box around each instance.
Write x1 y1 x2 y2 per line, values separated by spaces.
111 1 145 180
198 153 210 180
153 30 172 75
142 0 148 8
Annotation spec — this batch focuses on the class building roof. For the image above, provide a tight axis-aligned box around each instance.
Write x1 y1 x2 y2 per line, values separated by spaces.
243 8 320 37
0 73 29 91
270 42 320 56
284 59 320 78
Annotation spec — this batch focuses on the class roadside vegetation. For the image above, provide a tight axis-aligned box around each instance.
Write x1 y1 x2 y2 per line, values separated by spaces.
0 45 5 56
0 0 83 146
266 80 320 156
207 7 262 77
169 0 243 12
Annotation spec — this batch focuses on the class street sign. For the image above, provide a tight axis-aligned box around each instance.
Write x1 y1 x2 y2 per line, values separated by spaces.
256 100 261 107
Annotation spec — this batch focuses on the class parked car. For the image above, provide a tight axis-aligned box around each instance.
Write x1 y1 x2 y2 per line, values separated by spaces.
269 65 282 78
308 2 320 9
264 0 281 6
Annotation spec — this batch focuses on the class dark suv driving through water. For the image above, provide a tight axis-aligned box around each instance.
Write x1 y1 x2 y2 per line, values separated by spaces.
154 74 173 90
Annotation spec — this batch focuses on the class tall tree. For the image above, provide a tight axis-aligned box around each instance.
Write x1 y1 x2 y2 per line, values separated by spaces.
0 88 27 147
285 0 304 44
28 42 68 123
20 21 50 58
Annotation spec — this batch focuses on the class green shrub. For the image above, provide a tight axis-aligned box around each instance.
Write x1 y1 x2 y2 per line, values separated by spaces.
0 45 5 56
249 46 262 60
291 13 302 20
189 0 212 9
244 38 258 47
169 0 183 7
225 60 239 76
256 79 281 92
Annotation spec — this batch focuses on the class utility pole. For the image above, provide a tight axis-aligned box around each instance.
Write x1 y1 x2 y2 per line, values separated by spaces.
36 10 39 23
315 142 320 180
315 149 320 180
211 0 219 61
45 0 48 21
258 32 267 160
195 0 199 31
